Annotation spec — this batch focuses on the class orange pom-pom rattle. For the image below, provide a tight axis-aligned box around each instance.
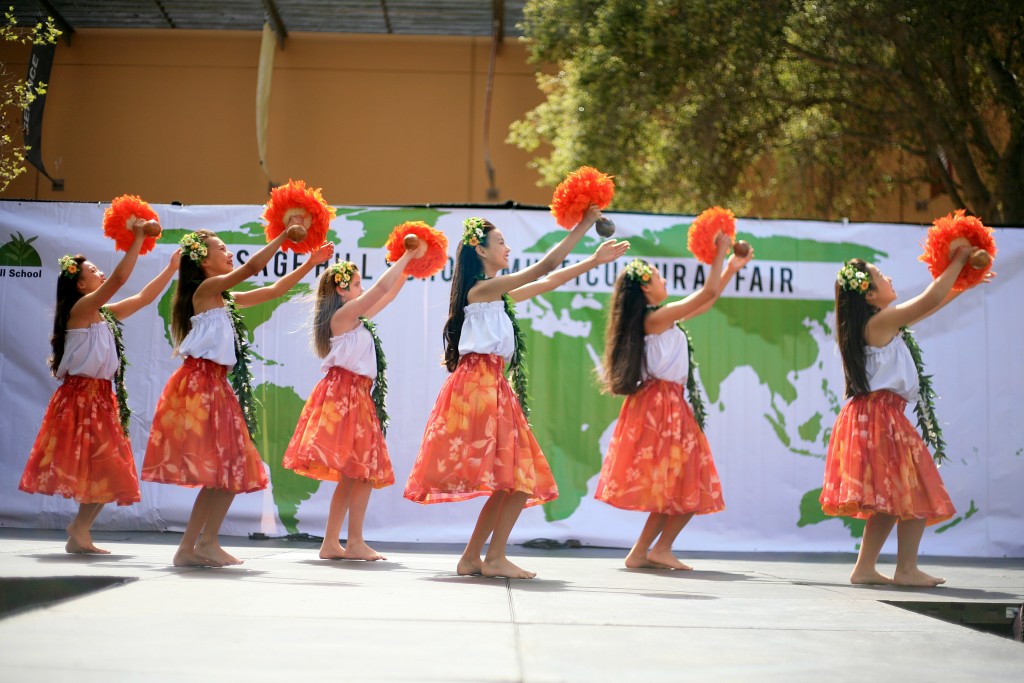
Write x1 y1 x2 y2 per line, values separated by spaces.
103 194 162 255
384 221 449 279
919 209 996 291
687 206 736 264
262 179 336 254
550 166 616 229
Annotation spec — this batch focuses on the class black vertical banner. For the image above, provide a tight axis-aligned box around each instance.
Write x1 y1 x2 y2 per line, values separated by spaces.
22 41 61 187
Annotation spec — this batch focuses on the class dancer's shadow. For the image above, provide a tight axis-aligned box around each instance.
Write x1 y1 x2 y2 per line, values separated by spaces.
25 552 137 564
298 558 405 571
795 580 1022 600
422 574 571 591
618 567 755 582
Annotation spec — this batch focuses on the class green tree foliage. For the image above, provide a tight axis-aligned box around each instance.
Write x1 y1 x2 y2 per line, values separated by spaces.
0 8 59 192
510 1 1024 223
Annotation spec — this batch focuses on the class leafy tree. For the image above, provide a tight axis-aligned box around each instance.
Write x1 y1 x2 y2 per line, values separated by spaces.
0 9 59 192
510 1 1024 223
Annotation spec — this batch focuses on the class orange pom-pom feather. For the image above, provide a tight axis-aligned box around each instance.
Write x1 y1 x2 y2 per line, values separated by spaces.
687 206 736 264
384 221 449 279
102 195 161 255
261 179 336 254
550 166 615 229
919 210 996 291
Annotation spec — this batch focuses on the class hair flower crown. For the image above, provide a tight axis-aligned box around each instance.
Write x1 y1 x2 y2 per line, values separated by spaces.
462 217 486 246
179 232 209 263
57 254 79 278
328 261 358 289
837 261 871 294
623 258 654 283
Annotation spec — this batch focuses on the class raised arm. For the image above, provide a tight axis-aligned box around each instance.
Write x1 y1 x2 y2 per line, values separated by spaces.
233 242 335 309
69 222 148 324
646 234 731 332
684 247 755 319
338 243 426 325
196 231 290 305
471 204 602 301
867 246 973 343
508 238 630 303
106 249 181 321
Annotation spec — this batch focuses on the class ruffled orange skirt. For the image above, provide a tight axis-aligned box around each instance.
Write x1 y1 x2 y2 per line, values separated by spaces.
820 390 954 525
283 366 393 486
19 376 140 506
595 379 724 515
142 357 268 493
404 353 558 506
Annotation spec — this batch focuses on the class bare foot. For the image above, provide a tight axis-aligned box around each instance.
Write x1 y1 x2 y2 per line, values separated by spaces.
195 541 242 566
624 549 657 569
893 568 945 587
173 548 224 568
65 524 110 555
647 548 692 570
457 555 483 576
482 557 536 579
319 540 347 560
344 539 386 561
850 568 895 585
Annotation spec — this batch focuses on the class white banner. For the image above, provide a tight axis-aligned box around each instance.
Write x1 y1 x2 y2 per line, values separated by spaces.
1 200 1021 556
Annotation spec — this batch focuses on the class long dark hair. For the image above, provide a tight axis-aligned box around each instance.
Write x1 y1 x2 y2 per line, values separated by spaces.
171 229 216 346
601 265 650 395
312 266 347 358
442 221 495 372
835 258 878 397
49 254 87 376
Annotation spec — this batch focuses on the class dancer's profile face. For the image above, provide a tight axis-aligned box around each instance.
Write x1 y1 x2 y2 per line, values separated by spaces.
75 261 106 294
641 268 667 304
200 236 234 276
338 271 363 300
477 228 510 271
865 263 896 307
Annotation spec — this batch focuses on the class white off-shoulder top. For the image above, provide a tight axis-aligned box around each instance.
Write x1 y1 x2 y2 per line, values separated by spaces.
56 321 118 379
865 334 919 402
178 307 237 368
458 300 514 363
321 324 376 378
642 326 690 385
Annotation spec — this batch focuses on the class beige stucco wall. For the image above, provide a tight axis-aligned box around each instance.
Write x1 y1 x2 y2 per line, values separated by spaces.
0 28 954 223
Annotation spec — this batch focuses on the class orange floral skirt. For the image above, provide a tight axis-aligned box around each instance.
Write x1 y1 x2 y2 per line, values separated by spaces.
404 353 558 506
283 367 393 486
142 357 268 493
595 379 724 515
820 390 954 525
19 376 140 506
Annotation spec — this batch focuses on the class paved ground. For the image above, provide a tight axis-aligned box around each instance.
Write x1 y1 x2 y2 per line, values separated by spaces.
0 528 1021 682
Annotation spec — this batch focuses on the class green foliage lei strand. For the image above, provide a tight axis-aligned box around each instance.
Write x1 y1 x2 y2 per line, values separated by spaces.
360 316 389 436
222 293 259 438
99 306 130 436
901 327 947 464
502 293 530 418
678 324 708 432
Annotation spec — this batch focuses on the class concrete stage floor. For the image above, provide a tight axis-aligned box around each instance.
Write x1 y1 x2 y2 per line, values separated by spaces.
0 529 1021 682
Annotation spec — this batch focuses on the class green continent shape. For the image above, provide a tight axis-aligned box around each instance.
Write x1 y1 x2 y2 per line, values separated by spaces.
797 487 865 541
252 382 320 534
516 291 623 522
342 208 448 248
0 232 42 266
158 282 309 348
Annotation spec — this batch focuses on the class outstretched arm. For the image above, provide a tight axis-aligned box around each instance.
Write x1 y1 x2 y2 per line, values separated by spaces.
470 204 602 301
106 249 181 320
337 243 426 326
645 234 731 332
867 246 973 343
70 222 148 325
233 242 335 309
508 238 630 303
684 247 755 319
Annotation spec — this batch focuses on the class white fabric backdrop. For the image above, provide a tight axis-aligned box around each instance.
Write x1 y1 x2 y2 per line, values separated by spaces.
1 200 1021 556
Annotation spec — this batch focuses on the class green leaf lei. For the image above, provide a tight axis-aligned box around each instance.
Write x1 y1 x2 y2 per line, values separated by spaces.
901 327 947 464
678 324 708 432
360 316 389 436
99 306 131 436
502 293 530 418
222 293 260 438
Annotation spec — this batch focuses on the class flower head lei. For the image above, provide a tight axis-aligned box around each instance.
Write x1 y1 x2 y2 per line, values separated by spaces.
837 261 871 294
462 217 486 247
179 232 209 263
623 258 654 284
328 261 358 289
57 254 79 279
